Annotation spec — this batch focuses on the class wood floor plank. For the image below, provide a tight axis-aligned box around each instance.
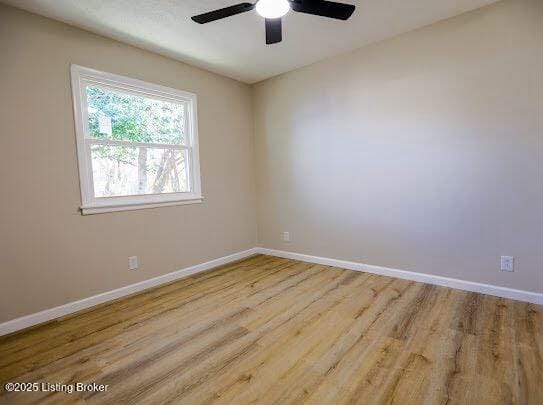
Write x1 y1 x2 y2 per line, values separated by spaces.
1 255 541 404
0 255 275 361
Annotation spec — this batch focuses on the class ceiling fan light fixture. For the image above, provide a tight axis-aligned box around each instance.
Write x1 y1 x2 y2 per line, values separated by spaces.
191 0 356 45
256 0 290 19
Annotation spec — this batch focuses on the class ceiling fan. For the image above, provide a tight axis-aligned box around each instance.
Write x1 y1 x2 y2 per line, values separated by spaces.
191 0 356 45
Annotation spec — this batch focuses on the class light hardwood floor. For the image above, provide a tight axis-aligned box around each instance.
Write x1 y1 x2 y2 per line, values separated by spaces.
1 255 542 404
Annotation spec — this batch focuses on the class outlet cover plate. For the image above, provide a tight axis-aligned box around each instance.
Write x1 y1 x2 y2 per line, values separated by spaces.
500 256 514 272
128 256 138 270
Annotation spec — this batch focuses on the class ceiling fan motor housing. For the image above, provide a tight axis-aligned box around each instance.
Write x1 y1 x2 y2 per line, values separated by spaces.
191 0 356 44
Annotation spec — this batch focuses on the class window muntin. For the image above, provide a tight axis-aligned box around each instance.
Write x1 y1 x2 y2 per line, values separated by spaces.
71 65 201 214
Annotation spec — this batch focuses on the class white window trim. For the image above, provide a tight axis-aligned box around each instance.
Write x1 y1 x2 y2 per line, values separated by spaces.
70 64 203 215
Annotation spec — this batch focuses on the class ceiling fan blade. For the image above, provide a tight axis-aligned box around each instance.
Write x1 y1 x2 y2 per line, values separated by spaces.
265 18 282 44
191 2 255 24
289 0 355 20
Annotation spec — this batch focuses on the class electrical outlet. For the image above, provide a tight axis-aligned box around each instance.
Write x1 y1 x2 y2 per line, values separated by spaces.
500 256 514 272
128 256 138 270
282 231 290 242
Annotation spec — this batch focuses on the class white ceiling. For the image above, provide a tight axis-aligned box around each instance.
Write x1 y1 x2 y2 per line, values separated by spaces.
3 0 499 83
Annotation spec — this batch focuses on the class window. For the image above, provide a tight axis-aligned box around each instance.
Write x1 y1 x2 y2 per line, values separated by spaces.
70 65 202 214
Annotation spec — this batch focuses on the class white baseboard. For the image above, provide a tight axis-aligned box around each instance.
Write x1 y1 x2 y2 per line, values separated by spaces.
2 246 541 337
255 247 543 306
0 248 259 337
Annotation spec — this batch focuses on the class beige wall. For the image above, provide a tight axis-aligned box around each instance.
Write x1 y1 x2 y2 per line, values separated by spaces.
2 0 543 323
253 0 543 293
0 4 257 321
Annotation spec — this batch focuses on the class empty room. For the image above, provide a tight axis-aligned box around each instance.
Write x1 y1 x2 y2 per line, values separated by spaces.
0 0 542 403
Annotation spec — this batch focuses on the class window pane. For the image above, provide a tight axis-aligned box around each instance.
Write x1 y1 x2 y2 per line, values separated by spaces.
86 85 186 145
91 145 189 197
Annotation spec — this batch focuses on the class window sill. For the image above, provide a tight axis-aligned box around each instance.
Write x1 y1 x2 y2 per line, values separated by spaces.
81 197 204 215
